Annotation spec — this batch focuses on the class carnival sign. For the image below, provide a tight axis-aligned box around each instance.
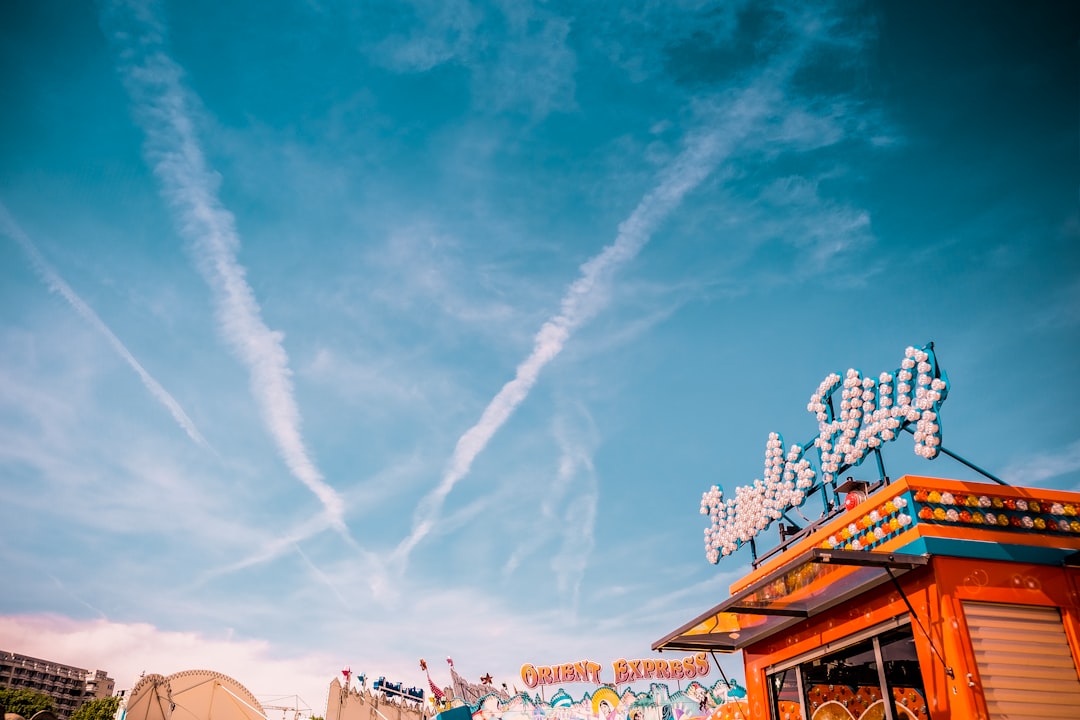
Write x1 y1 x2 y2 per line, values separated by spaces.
520 653 709 687
700 343 950 562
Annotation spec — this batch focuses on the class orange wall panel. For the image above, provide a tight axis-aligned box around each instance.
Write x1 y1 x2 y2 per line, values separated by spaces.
738 557 1080 720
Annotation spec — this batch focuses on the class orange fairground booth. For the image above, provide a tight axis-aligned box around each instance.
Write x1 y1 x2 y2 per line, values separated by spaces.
652 346 1080 720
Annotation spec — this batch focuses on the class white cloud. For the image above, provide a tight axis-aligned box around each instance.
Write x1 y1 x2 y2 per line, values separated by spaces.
758 175 873 269
1037 275 1080 328
478 3 576 118
1002 439 1080 488
496 405 599 608
548 408 599 615
367 0 576 119
197 514 340 585
372 0 482 73
364 225 521 334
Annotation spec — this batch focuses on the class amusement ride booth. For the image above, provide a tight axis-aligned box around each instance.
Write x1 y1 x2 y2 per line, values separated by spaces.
653 344 1080 720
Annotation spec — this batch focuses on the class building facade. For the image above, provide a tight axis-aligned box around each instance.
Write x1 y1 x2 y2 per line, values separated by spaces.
0 651 115 720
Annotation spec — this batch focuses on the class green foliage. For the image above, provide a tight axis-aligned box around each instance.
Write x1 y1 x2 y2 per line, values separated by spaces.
310 716 325 720
0 688 54 718
70 696 120 720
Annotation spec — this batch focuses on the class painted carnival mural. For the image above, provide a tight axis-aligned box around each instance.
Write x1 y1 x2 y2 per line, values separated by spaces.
325 659 751 720
460 680 750 720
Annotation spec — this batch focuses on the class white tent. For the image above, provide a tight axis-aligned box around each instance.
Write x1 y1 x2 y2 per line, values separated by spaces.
122 671 266 720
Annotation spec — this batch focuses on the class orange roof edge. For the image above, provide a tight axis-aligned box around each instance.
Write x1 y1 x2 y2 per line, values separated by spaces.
729 474 1080 593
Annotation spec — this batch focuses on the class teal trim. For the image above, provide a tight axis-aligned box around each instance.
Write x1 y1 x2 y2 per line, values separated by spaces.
896 536 1072 565
893 537 928 556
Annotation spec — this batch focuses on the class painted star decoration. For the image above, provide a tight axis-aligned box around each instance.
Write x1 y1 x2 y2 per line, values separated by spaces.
481 674 493 685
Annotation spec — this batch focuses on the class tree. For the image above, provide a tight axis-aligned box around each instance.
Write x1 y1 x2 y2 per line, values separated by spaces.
70 697 120 720
0 688 54 718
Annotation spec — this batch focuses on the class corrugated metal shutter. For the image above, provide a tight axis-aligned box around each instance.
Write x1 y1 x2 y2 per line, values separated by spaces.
963 601 1080 719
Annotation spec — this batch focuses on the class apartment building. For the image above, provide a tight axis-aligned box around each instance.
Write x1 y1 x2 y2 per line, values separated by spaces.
0 651 115 719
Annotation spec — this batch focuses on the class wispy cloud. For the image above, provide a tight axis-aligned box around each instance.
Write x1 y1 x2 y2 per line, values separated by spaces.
370 0 482 73
1002 438 1080 488
754 173 873 270
46 573 108 620
101 1 346 532
0 202 210 450
292 545 349 608
497 405 599 610
1036 275 1080 329
197 513 339 584
365 0 576 118
548 408 598 615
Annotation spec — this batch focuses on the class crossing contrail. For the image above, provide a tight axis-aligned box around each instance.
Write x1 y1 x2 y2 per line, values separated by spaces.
392 116 750 566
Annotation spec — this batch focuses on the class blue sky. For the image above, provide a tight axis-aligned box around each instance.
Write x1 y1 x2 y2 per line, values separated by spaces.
1 0 1078 711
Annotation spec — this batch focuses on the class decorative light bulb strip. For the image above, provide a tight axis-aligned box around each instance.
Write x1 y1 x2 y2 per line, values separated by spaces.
911 490 1080 534
701 344 949 564
819 496 913 552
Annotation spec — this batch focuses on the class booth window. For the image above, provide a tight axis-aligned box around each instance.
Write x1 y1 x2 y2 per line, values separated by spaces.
766 620 926 720
767 667 801 720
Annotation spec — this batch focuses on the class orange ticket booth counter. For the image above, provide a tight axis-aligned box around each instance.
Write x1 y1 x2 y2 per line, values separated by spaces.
654 476 1080 720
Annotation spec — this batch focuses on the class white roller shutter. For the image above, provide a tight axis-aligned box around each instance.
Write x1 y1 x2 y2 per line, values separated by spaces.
963 601 1080 719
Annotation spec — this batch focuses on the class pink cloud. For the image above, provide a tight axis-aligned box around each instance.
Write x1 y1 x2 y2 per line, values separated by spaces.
0 615 335 717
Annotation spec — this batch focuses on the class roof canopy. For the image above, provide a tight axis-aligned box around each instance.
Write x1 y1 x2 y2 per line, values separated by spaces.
652 548 926 653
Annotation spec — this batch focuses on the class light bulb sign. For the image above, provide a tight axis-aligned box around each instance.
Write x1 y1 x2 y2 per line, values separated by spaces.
700 344 949 563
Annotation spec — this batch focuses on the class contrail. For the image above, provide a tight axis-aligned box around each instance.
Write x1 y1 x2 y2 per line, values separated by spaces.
196 511 332 583
391 0 842 564
101 0 346 531
392 121 742 565
0 202 210 450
